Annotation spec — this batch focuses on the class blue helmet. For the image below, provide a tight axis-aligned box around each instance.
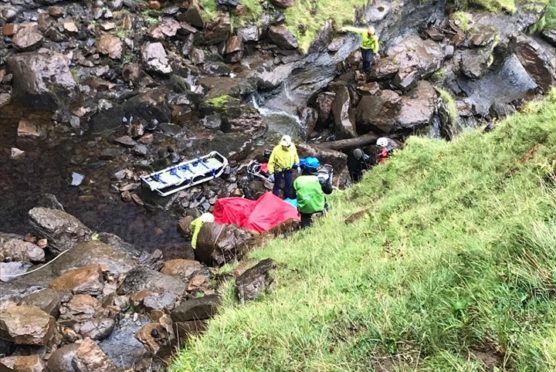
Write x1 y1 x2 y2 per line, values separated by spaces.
300 157 320 171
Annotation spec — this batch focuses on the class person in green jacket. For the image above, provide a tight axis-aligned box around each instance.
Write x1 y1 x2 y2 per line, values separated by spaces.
340 25 380 71
294 161 333 228
190 213 214 249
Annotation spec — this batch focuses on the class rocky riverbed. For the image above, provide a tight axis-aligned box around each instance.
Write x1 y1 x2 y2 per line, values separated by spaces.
1 0 555 369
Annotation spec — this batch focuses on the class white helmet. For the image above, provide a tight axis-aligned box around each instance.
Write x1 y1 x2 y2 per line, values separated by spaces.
200 213 215 223
377 137 389 148
280 135 292 148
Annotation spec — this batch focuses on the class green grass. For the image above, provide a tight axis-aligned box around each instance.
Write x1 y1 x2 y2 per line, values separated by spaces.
171 89 556 371
450 10 472 32
435 87 458 126
207 95 230 107
533 0 556 31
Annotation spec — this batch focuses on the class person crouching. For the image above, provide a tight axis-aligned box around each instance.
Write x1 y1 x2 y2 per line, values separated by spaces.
294 161 333 228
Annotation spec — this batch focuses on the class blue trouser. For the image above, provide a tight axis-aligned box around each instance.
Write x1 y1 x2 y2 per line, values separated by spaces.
361 48 375 71
273 169 294 199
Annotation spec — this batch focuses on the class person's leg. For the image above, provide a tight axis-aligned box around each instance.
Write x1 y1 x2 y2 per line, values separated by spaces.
300 213 312 228
284 169 294 199
273 171 283 197
361 49 371 71
368 51 375 69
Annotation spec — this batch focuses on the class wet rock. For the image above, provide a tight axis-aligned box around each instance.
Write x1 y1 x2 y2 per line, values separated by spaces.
458 47 493 79
397 80 437 129
133 144 148 156
59 294 100 323
315 91 335 126
1 7 17 22
17 118 42 139
47 343 79 372
296 143 348 176
28 208 91 253
181 0 206 28
99 316 149 370
143 292 179 312
0 238 44 263
36 193 64 211
171 295 220 322
10 148 25 160
513 35 556 93
489 102 516 119
136 321 172 355
48 6 65 17
332 85 357 139
468 26 497 47
49 265 104 296
174 320 207 341
12 24 43 51
200 14 231 45
117 267 186 297
76 318 115 341
96 33 123 60
368 57 399 80
195 223 255 267
73 338 119 372
142 42 172 75
300 107 318 137
7 50 76 111
235 259 275 303
161 259 204 281
114 135 136 147
239 24 259 42
0 355 44 372
386 35 444 91
20 288 63 317
0 305 56 346
0 262 31 282
542 29 556 47
356 90 401 134
268 24 298 49
225 35 243 63
64 21 79 33
0 94 11 109
148 17 181 39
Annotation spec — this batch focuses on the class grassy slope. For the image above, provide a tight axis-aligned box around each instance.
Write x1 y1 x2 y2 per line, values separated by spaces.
172 90 556 371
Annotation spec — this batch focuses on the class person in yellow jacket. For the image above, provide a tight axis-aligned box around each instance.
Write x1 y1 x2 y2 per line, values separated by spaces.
267 135 300 199
190 213 214 249
340 25 380 71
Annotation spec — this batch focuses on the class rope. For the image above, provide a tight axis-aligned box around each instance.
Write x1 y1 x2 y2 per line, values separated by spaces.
2 247 73 279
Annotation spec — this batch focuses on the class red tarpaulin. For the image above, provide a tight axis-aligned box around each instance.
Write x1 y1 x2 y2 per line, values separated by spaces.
213 192 299 233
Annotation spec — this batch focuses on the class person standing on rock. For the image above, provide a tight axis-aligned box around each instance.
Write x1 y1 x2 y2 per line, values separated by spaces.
376 137 398 164
340 25 380 72
347 148 371 182
268 135 300 199
190 213 215 249
294 160 333 228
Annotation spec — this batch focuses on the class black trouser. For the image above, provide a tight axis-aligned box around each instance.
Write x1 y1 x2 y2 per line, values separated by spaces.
361 48 375 71
273 169 294 199
300 213 313 228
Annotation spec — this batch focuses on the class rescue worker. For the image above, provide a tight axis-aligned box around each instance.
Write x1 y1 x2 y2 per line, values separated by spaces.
347 148 371 182
294 160 333 228
268 135 300 199
340 25 380 71
377 137 398 164
190 213 214 249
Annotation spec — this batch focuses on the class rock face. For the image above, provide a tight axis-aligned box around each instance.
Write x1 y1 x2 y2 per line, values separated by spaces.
397 81 437 129
28 208 91 253
513 35 556 92
142 42 172 74
117 267 186 297
356 90 401 134
331 86 357 139
0 305 56 345
49 265 104 295
0 355 44 372
267 25 298 49
235 259 275 303
7 50 76 110
171 295 220 322
12 24 43 51
96 33 123 59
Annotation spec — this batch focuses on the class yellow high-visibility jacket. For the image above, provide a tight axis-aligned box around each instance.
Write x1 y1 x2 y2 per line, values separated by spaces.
267 144 299 174
343 26 380 53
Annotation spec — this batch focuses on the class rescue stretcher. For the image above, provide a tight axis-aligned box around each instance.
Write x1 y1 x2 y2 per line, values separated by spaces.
141 151 228 197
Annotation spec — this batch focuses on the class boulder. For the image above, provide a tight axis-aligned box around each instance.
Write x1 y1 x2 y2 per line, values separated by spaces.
300 107 318 137
49 265 104 296
542 29 556 47
315 91 335 126
148 18 181 39
17 118 43 139
76 318 115 340
296 143 348 176
225 35 243 63
142 42 172 74
47 343 79 372
397 80 437 129
12 24 43 51
59 294 101 323
96 33 123 60
331 86 357 139
28 208 91 253
7 50 76 111
267 25 298 50
0 355 44 372
238 24 259 42
195 223 254 267
20 288 63 317
355 90 401 134
117 267 186 297
160 259 204 281
142 292 179 312
467 26 497 47
0 262 32 282
0 238 44 263
171 295 220 322
135 321 173 355
201 14 231 45
235 259 275 303
0 305 56 345
458 48 493 79
513 35 556 92
99 316 149 370
385 35 444 91
73 338 119 372
270 0 294 8
181 0 206 28
369 57 399 80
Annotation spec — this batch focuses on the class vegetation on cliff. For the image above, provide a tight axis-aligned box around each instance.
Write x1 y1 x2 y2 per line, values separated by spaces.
172 90 556 370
